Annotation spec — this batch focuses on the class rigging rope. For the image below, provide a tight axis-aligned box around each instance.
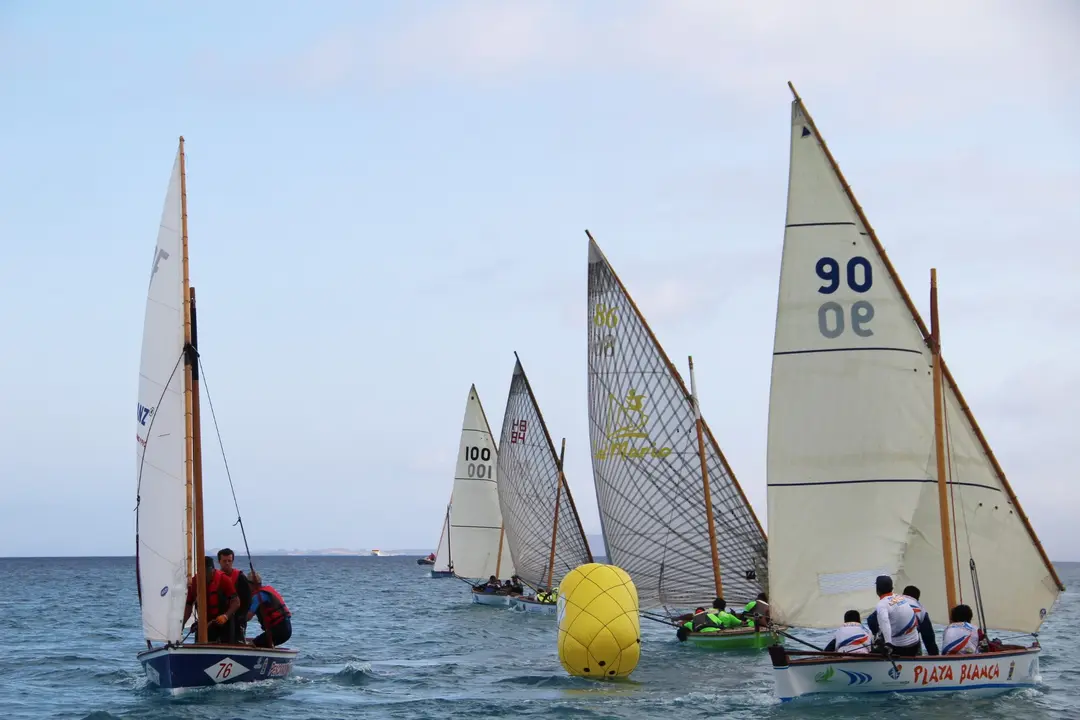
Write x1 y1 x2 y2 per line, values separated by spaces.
197 357 255 574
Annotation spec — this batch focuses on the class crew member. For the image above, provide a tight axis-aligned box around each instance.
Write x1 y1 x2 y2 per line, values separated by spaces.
872 575 921 657
217 548 251 643
246 570 293 649
825 610 871 654
942 604 981 655
183 556 241 643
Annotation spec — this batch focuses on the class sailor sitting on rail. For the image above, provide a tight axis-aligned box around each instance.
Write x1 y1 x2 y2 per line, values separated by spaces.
942 604 982 655
868 583 939 655
535 587 558 604
872 575 922 658
824 610 871 654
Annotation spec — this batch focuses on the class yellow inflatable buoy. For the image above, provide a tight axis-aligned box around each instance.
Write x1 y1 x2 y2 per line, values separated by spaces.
557 563 640 679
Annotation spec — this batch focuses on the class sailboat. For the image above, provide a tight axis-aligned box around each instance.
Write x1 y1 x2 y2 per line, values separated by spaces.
135 138 298 690
765 84 1064 700
495 354 593 615
445 386 516 605
426 499 455 578
586 234 775 649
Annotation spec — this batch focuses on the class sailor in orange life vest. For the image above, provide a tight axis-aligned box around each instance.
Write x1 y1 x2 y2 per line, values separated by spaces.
216 548 252 643
183 556 241 643
245 570 293 648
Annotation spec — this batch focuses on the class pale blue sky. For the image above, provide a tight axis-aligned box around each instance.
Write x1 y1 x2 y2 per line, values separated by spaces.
1 1 1077 559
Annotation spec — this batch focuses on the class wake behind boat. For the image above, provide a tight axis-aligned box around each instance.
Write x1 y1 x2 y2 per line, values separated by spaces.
134 138 297 690
764 84 1063 701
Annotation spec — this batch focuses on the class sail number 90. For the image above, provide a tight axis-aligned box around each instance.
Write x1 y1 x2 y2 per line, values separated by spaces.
815 256 875 339
465 445 492 479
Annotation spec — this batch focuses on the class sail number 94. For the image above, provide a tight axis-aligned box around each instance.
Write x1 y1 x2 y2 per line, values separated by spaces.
815 256 875 339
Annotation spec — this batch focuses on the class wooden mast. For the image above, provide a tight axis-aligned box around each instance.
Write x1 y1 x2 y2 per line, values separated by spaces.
189 286 209 644
689 356 723 598
179 136 195 583
930 270 959 612
786 82 1063 593
546 438 566 589
495 526 506 578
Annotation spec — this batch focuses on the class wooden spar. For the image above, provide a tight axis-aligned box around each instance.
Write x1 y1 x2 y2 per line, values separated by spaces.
585 230 768 545
189 286 208 644
786 82 1063 592
546 438 566 589
495 526 506 578
689 356 724 598
179 136 195 583
930 270 959 612
514 352 593 562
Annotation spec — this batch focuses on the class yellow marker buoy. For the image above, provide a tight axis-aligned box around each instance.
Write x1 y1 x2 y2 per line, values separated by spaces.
557 563 640 679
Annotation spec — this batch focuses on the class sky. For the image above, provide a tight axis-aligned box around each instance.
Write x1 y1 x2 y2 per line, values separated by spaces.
0 1 1077 560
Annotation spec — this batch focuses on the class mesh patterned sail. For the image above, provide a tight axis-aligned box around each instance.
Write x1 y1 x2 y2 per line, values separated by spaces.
586 237 768 612
766 89 1063 632
496 356 593 589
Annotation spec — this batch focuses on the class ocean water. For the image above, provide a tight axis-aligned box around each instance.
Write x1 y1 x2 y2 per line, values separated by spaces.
0 556 1076 720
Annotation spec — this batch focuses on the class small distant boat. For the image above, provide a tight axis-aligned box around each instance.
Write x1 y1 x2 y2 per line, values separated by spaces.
134 138 297 690
586 233 774 649
370 549 388 557
496 354 593 616
417 554 436 566
765 84 1063 701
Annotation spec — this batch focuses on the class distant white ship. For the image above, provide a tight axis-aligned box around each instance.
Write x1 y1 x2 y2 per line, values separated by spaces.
370 549 389 557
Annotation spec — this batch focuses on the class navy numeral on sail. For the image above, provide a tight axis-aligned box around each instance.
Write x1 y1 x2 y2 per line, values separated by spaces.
815 256 875 339
464 445 492 480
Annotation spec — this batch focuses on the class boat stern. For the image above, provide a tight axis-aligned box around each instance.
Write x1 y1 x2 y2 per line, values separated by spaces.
138 644 299 691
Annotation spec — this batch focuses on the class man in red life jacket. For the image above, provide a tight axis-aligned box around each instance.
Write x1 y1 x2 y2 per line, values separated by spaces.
182 556 241 643
217 548 252 643
245 570 293 648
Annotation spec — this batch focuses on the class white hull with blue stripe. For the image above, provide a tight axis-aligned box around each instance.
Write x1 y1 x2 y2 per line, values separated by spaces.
769 645 1040 702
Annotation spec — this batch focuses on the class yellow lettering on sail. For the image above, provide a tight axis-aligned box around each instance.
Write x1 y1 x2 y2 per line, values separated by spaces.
595 389 672 460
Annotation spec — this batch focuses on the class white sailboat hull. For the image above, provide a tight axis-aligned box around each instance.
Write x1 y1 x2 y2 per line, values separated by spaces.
509 596 557 614
471 591 511 607
769 645 1040 702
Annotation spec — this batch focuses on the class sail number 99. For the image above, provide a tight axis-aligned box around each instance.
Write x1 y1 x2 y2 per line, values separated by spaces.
465 445 492 479
815 256 875 339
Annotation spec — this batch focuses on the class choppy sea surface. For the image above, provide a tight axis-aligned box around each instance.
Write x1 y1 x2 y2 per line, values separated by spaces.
1 556 1076 719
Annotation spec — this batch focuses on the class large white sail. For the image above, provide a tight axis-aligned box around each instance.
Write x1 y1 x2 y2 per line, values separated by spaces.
135 148 190 644
448 386 515 581
586 237 768 611
432 499 452 573
766 93 1063 633
496 356 592 589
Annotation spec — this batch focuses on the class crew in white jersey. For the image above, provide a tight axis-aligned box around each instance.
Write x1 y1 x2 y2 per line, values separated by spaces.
942 604 982 655
873 575 921 657
825 610 871 654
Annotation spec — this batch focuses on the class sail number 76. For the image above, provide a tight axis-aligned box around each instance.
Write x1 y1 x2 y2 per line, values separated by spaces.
815 256 875 339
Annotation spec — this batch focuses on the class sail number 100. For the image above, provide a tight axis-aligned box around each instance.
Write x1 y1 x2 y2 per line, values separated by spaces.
815 255 876 339
465 445 492 479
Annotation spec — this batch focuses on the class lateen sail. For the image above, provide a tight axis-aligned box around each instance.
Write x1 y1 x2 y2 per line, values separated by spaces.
496 355 592 589
135 150 190 644
448 386 515 581
587 237 769 611
767 93 1064 632
432 499 452 573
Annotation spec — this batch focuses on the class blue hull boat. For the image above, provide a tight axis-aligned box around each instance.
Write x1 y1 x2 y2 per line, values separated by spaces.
138 644 299 691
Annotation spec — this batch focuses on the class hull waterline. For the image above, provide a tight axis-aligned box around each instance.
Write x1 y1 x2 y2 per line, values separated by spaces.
685 626 780 650
471 591 511 607
137 643 298 691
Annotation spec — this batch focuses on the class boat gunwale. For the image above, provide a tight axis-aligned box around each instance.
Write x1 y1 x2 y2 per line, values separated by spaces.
773 644 1037 668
